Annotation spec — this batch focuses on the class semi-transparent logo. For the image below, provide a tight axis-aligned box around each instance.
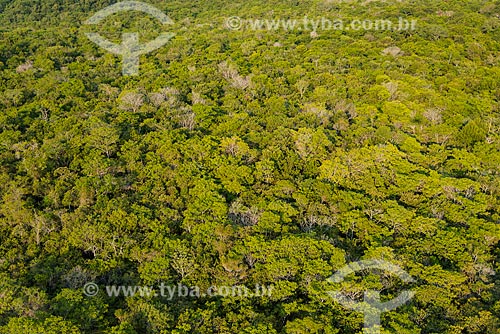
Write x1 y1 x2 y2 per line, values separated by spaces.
84 1 174 75
328 260 415 334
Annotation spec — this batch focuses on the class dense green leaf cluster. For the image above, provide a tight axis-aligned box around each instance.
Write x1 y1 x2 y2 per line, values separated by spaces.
0 0 499 333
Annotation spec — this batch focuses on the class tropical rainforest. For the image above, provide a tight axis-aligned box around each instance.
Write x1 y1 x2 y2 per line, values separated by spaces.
0 0 499 333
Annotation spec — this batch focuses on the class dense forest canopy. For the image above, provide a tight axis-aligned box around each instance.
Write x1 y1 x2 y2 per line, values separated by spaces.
0 0 499 333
